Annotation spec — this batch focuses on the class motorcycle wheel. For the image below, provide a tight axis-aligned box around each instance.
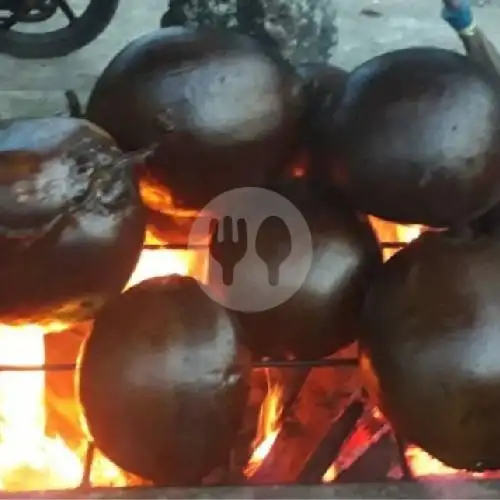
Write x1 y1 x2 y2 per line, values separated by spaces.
0 0 119 59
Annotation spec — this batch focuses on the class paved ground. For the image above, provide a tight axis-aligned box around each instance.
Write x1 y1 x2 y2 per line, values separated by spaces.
0 0 499 118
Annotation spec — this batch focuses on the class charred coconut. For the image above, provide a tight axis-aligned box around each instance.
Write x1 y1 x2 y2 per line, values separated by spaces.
0 117 146 327
78 275 251 485
361 230 500 471
319 47 500 227
207 178 382 359
86 27 302 212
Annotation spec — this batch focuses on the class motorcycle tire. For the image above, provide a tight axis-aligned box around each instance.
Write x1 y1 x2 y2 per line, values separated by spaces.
0 0 119 59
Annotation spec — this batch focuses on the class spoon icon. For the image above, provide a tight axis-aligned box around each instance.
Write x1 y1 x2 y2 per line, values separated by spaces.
255 216 292 286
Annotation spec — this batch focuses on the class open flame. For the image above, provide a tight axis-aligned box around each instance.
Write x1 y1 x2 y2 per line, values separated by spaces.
0 210 494 491
0 326 81 491
396 224 422 244
244 370 283 477
0 325 125 491
127 248 197 288
247 220 456 482
405 446 462 477
322 464 337 483
0 231 205 492
322 222 500 482
249 220 427 482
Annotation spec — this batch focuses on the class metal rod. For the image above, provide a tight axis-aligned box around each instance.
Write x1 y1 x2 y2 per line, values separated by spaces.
143 241 404 251
143 243 208 250
253 358 358 369
0 235 407 495
0 363 76 372
0 358 359 372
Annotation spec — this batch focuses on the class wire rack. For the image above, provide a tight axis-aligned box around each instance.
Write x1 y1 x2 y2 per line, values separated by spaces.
0 240 414 492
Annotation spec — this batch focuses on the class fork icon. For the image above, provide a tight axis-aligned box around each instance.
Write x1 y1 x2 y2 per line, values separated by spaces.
210 216 248 286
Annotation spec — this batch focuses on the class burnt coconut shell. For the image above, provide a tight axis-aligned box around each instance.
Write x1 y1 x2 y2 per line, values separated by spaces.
320 47 500 228
296 62 348 140
361 230 500 471
207 178 382 359
78 275 251 485
86 27 301 212
0 117 146 327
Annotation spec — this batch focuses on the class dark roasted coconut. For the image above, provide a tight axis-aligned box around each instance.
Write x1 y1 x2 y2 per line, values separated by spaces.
320 47 500 227
207 178 382 359
296 62 348 147
0 117 145 327
78 275 251 485
86 27 301 212
361 230 500 470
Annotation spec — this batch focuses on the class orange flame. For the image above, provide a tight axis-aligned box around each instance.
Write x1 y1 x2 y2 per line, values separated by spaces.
396 225 422 245
139 177 199 219
0 209 463 491
244 371 283 477
255 221 426 483
0 234 206 491
387 224 423 260
0 325 125 491
369 217 423 261
127 248 197 288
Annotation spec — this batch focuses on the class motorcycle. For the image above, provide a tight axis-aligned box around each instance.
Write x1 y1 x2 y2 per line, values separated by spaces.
0 0 119 59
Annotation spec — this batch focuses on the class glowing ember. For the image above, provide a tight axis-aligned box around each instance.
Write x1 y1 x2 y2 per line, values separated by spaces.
245 371 283 477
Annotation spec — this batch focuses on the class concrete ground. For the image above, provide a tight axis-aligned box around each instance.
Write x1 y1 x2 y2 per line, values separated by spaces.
0 0 499 119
